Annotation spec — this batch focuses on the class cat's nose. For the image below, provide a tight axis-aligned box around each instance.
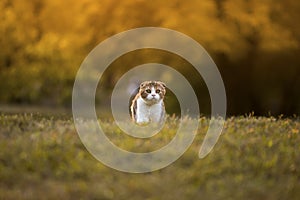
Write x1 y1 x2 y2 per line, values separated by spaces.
151 94 156 97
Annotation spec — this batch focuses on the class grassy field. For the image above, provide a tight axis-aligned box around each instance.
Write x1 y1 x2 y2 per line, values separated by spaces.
0 113 299 200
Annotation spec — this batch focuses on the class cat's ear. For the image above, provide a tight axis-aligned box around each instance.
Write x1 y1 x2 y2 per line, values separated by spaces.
140 82 145 87
158 81 166 88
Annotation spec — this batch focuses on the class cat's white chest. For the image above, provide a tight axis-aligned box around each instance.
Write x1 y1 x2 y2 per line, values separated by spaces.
135 97 165 124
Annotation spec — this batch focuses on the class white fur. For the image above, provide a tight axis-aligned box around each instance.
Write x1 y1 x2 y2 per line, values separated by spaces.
135 96 165 124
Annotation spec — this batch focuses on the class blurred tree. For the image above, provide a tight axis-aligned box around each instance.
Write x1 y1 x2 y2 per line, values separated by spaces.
0 0 299 115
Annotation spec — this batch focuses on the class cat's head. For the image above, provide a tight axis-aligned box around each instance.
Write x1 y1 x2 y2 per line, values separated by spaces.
139 81 166 104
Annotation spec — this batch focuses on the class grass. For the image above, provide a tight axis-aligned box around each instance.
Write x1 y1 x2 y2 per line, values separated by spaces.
0 113 299 200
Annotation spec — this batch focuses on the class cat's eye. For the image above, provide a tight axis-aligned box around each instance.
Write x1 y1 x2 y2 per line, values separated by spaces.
146 89 151 93
156 89 160 93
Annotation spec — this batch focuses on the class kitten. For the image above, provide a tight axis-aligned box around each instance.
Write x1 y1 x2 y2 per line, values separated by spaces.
130 81 166 124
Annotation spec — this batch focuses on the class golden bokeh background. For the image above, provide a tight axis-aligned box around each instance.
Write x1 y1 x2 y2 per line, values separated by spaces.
1 0 299 115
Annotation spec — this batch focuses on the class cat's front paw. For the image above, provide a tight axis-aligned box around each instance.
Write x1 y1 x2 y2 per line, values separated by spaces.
136 118 150 125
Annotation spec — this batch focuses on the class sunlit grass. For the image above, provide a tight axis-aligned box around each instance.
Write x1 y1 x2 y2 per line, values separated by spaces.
0 113 299 200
